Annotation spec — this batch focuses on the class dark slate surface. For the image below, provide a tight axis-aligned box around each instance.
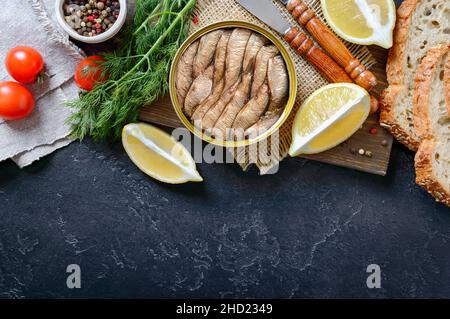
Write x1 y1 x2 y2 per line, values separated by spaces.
0 139 449 299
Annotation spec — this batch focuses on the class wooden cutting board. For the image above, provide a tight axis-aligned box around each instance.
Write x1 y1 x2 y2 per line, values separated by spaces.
139 45 393 176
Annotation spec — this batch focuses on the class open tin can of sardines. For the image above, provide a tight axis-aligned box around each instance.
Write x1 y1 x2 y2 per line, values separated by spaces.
169 21 297 148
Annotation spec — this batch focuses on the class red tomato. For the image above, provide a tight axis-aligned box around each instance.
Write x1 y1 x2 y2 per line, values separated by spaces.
74 56 107 91
0 82 35 120
5 46 45 84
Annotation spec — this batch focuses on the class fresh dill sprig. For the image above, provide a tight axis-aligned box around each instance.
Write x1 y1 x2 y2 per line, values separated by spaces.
67 0 196 141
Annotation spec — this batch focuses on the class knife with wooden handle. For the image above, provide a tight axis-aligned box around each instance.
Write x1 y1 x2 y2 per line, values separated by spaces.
237 0 379 114
281 0 377 91
237 0 352 84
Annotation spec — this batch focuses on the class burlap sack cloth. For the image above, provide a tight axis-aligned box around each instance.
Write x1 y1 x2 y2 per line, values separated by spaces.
190 0 377 174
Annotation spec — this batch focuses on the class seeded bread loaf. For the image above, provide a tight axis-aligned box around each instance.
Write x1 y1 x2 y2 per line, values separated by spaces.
381 0 450 151
413 44 450 207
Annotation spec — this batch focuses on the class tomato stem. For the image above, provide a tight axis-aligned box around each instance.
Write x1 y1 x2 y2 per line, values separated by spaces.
36 70 48 86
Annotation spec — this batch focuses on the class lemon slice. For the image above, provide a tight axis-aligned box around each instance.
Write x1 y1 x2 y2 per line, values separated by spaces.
122 123 203 184
321 0 396 48
289 83 370 156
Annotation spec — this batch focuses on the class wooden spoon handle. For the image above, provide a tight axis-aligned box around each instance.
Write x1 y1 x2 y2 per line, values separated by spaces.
284 27 352 84
286 0 378 91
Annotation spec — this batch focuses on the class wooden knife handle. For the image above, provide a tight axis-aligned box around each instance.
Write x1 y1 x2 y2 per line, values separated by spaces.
286 0 378 91
284 27 352 84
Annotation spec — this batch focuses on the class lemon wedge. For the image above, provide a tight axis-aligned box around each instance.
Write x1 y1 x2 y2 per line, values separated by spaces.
289 83 370 156
321 0 396 49
122 123 203 184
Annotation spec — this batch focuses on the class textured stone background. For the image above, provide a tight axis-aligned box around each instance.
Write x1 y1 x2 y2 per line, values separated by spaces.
0 138 449 299
1 0 449 300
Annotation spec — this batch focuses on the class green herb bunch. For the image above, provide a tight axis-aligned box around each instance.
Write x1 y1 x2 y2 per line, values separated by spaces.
68 0 197 141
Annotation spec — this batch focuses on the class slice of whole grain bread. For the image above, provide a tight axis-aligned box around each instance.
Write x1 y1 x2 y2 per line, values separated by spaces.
381 0 450 151
413 44 450 207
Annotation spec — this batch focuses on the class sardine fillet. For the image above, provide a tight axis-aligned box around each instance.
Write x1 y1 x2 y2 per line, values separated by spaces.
184 65 214 117
267 56 289 112
225 29 252 89
213 31 232 85
243 33 268 73
245 109 283 138
214 73 253 139
192 80 225 126
251 45 279 98
193 30 224 78
201 80 241 130
233 84 270 132
176 41 199 107
191 32 232 125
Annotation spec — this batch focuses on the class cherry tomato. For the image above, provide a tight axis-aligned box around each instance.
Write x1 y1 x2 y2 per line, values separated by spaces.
74 56 107 91
0 82 35 120
5 46 45 84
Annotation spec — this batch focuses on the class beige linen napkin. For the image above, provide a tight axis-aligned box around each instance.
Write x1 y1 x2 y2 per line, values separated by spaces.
0 0 83 167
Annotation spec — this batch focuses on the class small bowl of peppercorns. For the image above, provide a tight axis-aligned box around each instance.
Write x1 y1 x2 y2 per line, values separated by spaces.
55 0 127 44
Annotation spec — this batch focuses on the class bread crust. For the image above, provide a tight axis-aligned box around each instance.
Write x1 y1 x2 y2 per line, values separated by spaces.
381 0 420 151
413 45 450 207
446 53 450 117
413 44 449 139
416 140 450 207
